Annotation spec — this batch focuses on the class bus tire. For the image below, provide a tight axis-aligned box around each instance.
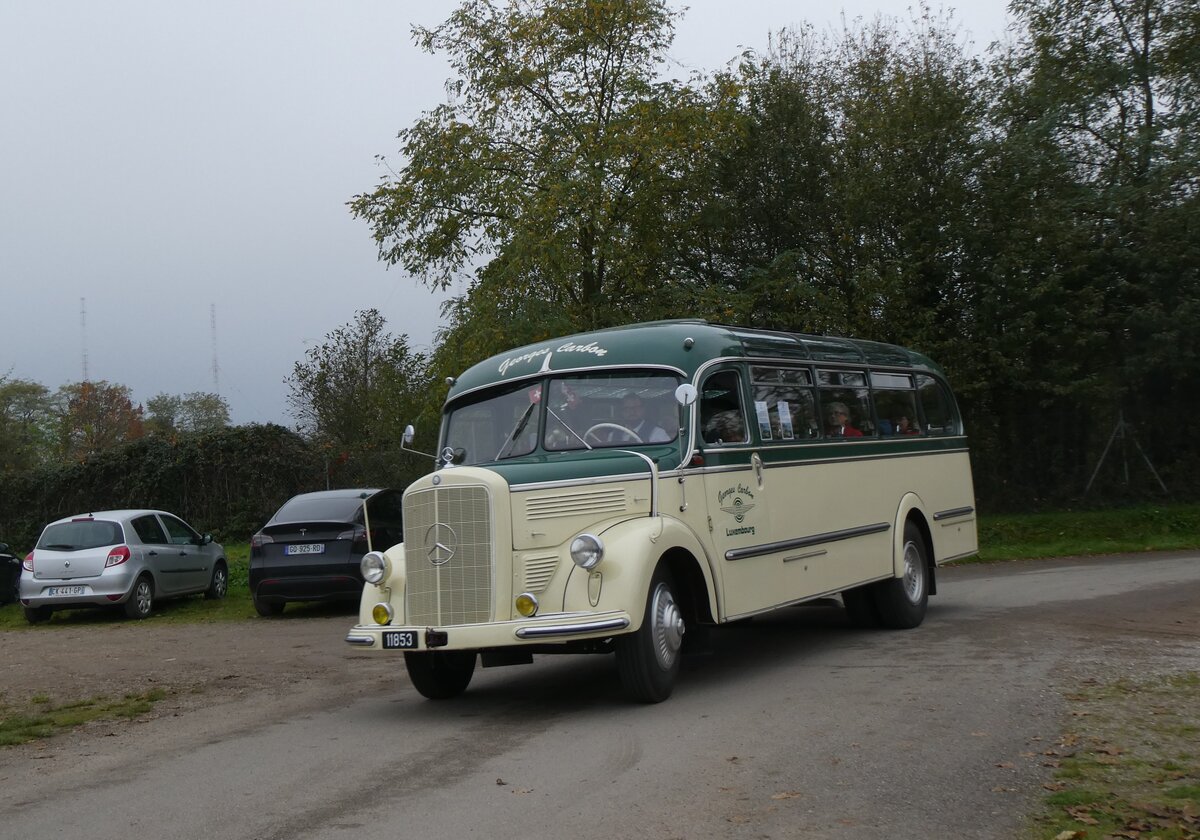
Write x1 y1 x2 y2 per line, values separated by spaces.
616 565 685 703
404 650 476 700
842 585 881 628
874 521 929 629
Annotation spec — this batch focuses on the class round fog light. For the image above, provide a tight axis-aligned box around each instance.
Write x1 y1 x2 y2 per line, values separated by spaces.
570 534 604 570
515 592 539 617
371 602 394 625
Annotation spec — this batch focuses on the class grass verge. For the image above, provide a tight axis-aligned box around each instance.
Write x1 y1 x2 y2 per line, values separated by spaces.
1029 672 1200 839
0 688 169 746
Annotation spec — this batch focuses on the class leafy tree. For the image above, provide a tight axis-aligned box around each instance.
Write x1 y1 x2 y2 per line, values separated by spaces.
351 0 719 336
55 381 144 462
0 376 56 473
981 0 1200 501
145 394 182 436
286 309 432 486
146 392 229 435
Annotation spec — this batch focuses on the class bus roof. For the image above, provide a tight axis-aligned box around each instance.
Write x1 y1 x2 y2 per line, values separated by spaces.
447 320 945 400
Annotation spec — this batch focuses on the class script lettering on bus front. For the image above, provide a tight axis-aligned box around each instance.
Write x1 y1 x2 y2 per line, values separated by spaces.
497 341 609 376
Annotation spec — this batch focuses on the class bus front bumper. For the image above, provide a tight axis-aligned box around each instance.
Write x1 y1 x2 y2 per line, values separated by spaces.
345 610 632 652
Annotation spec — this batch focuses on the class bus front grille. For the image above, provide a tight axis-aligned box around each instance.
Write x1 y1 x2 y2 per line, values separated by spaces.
403 485 493 625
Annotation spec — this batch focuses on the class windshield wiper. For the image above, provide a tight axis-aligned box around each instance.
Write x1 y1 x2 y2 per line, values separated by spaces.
495 401 537 460
545 407 593 450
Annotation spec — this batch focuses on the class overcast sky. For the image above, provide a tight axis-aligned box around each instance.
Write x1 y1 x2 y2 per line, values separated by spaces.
1 0 1011 426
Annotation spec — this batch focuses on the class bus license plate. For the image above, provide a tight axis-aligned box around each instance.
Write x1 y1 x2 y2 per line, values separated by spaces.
382 631 418 649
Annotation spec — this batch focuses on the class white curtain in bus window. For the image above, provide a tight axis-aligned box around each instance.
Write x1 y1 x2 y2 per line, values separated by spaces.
750 366 816 441
817 370 873 437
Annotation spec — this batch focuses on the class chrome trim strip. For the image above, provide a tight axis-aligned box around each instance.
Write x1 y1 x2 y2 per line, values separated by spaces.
345 634 375 647
933 506 975 521
514 616 630 639
614 449 658 517
725 522 891 562
783 549 827 563
510 472 652 492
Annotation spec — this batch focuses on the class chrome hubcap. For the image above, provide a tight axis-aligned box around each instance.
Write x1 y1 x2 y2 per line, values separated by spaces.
649 582 685 670
902 541 925 604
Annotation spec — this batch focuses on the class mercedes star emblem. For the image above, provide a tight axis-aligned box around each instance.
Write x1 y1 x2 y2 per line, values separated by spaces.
425 523 458 566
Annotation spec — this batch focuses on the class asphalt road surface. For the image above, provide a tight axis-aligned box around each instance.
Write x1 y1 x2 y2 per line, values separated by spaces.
3 552 1199 840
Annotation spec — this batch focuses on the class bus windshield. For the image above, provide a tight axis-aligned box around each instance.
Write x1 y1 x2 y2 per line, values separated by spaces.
444 372 681 465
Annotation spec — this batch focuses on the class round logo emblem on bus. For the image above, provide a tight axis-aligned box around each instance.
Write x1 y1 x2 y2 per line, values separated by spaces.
425 523 457 566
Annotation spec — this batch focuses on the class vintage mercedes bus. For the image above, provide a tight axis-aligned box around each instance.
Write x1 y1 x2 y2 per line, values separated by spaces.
345 320 977 702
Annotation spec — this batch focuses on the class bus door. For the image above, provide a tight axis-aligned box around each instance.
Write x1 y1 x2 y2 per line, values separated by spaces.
697 367 777 619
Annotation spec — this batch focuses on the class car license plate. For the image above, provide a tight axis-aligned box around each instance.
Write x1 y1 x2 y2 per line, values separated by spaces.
382 630 418 649
47 585 86 596
285 543 324 555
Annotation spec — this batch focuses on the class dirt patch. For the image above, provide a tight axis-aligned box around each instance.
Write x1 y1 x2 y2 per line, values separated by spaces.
0 607 400 719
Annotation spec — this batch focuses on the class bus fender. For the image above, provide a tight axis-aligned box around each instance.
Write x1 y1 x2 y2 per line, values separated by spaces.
892 493 934 584
563 515 719 632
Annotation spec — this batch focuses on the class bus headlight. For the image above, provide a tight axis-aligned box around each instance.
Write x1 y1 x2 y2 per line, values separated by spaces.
570 534 604 570
361 551 388 584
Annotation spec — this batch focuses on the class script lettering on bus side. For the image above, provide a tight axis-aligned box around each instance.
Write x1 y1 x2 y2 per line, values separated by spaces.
717 485 756 532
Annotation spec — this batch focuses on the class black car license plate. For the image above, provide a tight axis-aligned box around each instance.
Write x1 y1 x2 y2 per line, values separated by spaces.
382 630 418 649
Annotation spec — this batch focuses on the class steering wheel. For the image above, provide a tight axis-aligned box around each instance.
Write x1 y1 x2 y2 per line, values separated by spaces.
584 422 643 445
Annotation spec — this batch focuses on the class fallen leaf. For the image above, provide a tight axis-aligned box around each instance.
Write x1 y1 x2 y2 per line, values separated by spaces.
1065 806 1099 825
771 791 804 800
1053 831 1083 840
1043 782 1066 791
496 778 507 786
995 762 1015 769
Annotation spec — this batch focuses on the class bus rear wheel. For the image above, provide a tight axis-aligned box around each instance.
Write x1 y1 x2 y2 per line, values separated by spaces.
874 521 930 629
404 650 476 700
616 565 685 703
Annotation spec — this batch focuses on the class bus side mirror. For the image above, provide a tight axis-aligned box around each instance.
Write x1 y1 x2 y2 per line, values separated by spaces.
401 424 438 462
675 384 697 406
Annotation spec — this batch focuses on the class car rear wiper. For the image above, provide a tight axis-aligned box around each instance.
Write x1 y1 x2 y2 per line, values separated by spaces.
44 543 76 550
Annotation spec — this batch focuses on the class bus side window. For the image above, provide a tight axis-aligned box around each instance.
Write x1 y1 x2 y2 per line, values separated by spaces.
700 370 748 445
916 374 958 435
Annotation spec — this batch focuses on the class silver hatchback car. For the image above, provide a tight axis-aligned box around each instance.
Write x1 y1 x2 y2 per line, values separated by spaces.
19 510 227 623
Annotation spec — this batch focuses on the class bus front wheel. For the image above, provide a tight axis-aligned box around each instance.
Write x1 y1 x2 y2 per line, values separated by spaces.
404 650 476 700
874 521 930 629
616 565 685 703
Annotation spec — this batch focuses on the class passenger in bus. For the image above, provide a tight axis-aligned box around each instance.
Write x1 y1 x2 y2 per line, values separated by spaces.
703 409 746 444
895 415 920 435
825 402 863 438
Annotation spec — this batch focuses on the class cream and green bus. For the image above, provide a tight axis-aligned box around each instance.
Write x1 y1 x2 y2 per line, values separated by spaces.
346 320 977 702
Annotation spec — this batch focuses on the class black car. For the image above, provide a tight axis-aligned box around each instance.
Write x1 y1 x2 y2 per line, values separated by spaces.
0 542 21 606
249 488 403 616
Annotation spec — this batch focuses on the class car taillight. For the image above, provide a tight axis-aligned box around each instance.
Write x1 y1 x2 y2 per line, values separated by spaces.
250 533 274 549
23 552 33 572
105 545 131 567
338 526 368 551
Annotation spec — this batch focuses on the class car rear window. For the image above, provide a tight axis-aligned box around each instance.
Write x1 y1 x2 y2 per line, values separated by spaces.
271 495 370 524
37 520 124 551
